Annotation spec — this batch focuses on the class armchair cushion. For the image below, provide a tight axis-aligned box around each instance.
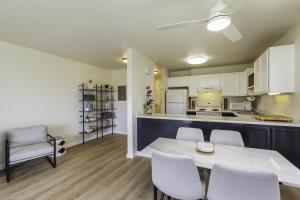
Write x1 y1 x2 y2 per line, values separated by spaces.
10 143 53 164
7 126 48 148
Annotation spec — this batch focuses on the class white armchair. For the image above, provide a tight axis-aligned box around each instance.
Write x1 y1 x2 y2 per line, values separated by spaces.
5 125 56 183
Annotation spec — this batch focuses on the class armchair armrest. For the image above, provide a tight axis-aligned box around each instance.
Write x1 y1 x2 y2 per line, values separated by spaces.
47 134 56 142
47 134 56 168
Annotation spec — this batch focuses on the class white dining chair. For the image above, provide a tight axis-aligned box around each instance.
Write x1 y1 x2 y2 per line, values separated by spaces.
176 127 204 142
210 129 244 147
207 164 280 200
152 151 205 200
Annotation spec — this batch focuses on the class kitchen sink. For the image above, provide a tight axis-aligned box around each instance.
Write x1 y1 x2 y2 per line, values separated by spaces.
221 112 238 117
197 111 239 117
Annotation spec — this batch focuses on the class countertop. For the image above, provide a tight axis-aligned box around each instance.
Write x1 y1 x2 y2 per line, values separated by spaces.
137 113 300 128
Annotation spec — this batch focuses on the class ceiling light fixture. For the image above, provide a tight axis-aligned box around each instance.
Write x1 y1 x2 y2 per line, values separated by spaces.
121 58 127 64
187 56 207 65
268 92 281 96
207 12 231 32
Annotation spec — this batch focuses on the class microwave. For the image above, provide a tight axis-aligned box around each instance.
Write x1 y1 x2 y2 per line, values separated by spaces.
230 102 252 111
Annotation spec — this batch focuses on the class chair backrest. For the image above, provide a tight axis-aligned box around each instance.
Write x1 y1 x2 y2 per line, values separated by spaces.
7 125 48 148
152 151 204 200
176 127 204 142
210 129 244 147
207 164 280 200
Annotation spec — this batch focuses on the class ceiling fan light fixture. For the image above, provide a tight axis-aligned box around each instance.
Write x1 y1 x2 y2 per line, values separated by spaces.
187 56 207 65
207 14 231 31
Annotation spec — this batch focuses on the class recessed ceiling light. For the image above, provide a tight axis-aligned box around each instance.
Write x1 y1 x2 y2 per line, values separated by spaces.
187 56 207 65
207 13 231 32
121 58 127 64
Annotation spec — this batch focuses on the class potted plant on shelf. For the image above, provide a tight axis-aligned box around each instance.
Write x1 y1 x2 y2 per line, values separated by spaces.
144 86 154 115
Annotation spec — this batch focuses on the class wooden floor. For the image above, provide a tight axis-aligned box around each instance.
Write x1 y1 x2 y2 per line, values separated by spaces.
0 134 299 200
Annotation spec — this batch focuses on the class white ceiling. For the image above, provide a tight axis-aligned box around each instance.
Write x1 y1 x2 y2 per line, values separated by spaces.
0 0 300 70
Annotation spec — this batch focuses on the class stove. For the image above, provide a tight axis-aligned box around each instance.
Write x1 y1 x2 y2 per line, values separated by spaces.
197 107 221 112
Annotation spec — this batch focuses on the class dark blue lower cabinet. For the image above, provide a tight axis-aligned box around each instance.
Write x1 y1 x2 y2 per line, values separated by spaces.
137 118 300 168
272 127 300 168
243 125 271 149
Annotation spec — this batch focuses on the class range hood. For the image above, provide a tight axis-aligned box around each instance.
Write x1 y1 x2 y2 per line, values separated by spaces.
197 87 221 93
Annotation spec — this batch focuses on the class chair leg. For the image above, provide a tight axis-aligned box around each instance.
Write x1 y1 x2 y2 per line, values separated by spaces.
5 141 10 183
5 162 10 183
153 184 158 200
53 140 56 168
46 156 56 168
160 193 165 200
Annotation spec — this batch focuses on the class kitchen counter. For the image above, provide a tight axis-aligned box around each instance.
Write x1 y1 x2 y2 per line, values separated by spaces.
137 113 300 168
137 113 300 128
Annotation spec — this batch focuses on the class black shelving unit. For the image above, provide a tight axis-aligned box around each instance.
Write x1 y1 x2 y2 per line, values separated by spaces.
79 83 116 144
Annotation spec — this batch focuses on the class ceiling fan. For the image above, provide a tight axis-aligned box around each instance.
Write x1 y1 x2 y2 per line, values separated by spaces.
157 0 243 42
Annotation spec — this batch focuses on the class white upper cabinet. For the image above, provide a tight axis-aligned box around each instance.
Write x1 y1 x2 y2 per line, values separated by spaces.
268 45 295 94
209 74 221 91
254 44 295 95
167 76 190 88
221 72 241 96
239 71 248 96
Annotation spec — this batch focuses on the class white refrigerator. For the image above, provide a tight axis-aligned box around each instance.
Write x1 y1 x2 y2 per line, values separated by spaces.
166 89 188 115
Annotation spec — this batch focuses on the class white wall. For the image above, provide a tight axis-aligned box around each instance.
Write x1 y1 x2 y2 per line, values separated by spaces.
127 48 155 158
256 22 300 120
0 40 112 168
111 69 127 134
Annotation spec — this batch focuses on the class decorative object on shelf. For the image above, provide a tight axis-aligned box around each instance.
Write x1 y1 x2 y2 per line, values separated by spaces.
84 103 94 112
196 142 215 154
83 94 95 101
87 80 94 90
104 84 110 90
104 120 111 127
104 101 111 109
144 86 154 115
118 85 126 101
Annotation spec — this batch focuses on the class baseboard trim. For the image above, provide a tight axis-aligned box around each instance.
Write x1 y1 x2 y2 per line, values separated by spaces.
114 132 127 135
126 151 137 159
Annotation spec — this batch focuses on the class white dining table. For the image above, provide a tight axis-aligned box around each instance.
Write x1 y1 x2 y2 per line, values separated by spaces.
137 137 300 188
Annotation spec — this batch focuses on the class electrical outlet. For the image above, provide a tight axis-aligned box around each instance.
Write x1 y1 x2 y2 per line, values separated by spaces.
284 107 289 115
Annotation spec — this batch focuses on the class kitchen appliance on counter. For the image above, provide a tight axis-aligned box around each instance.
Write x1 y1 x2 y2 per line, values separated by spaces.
196 100 222 114
166 89 188 115
230 101 252 112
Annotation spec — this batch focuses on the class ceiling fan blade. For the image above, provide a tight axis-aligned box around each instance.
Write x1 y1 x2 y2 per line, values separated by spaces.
157 19 208 30
221 0 249 15
221 24 242 42
210 0 228 14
